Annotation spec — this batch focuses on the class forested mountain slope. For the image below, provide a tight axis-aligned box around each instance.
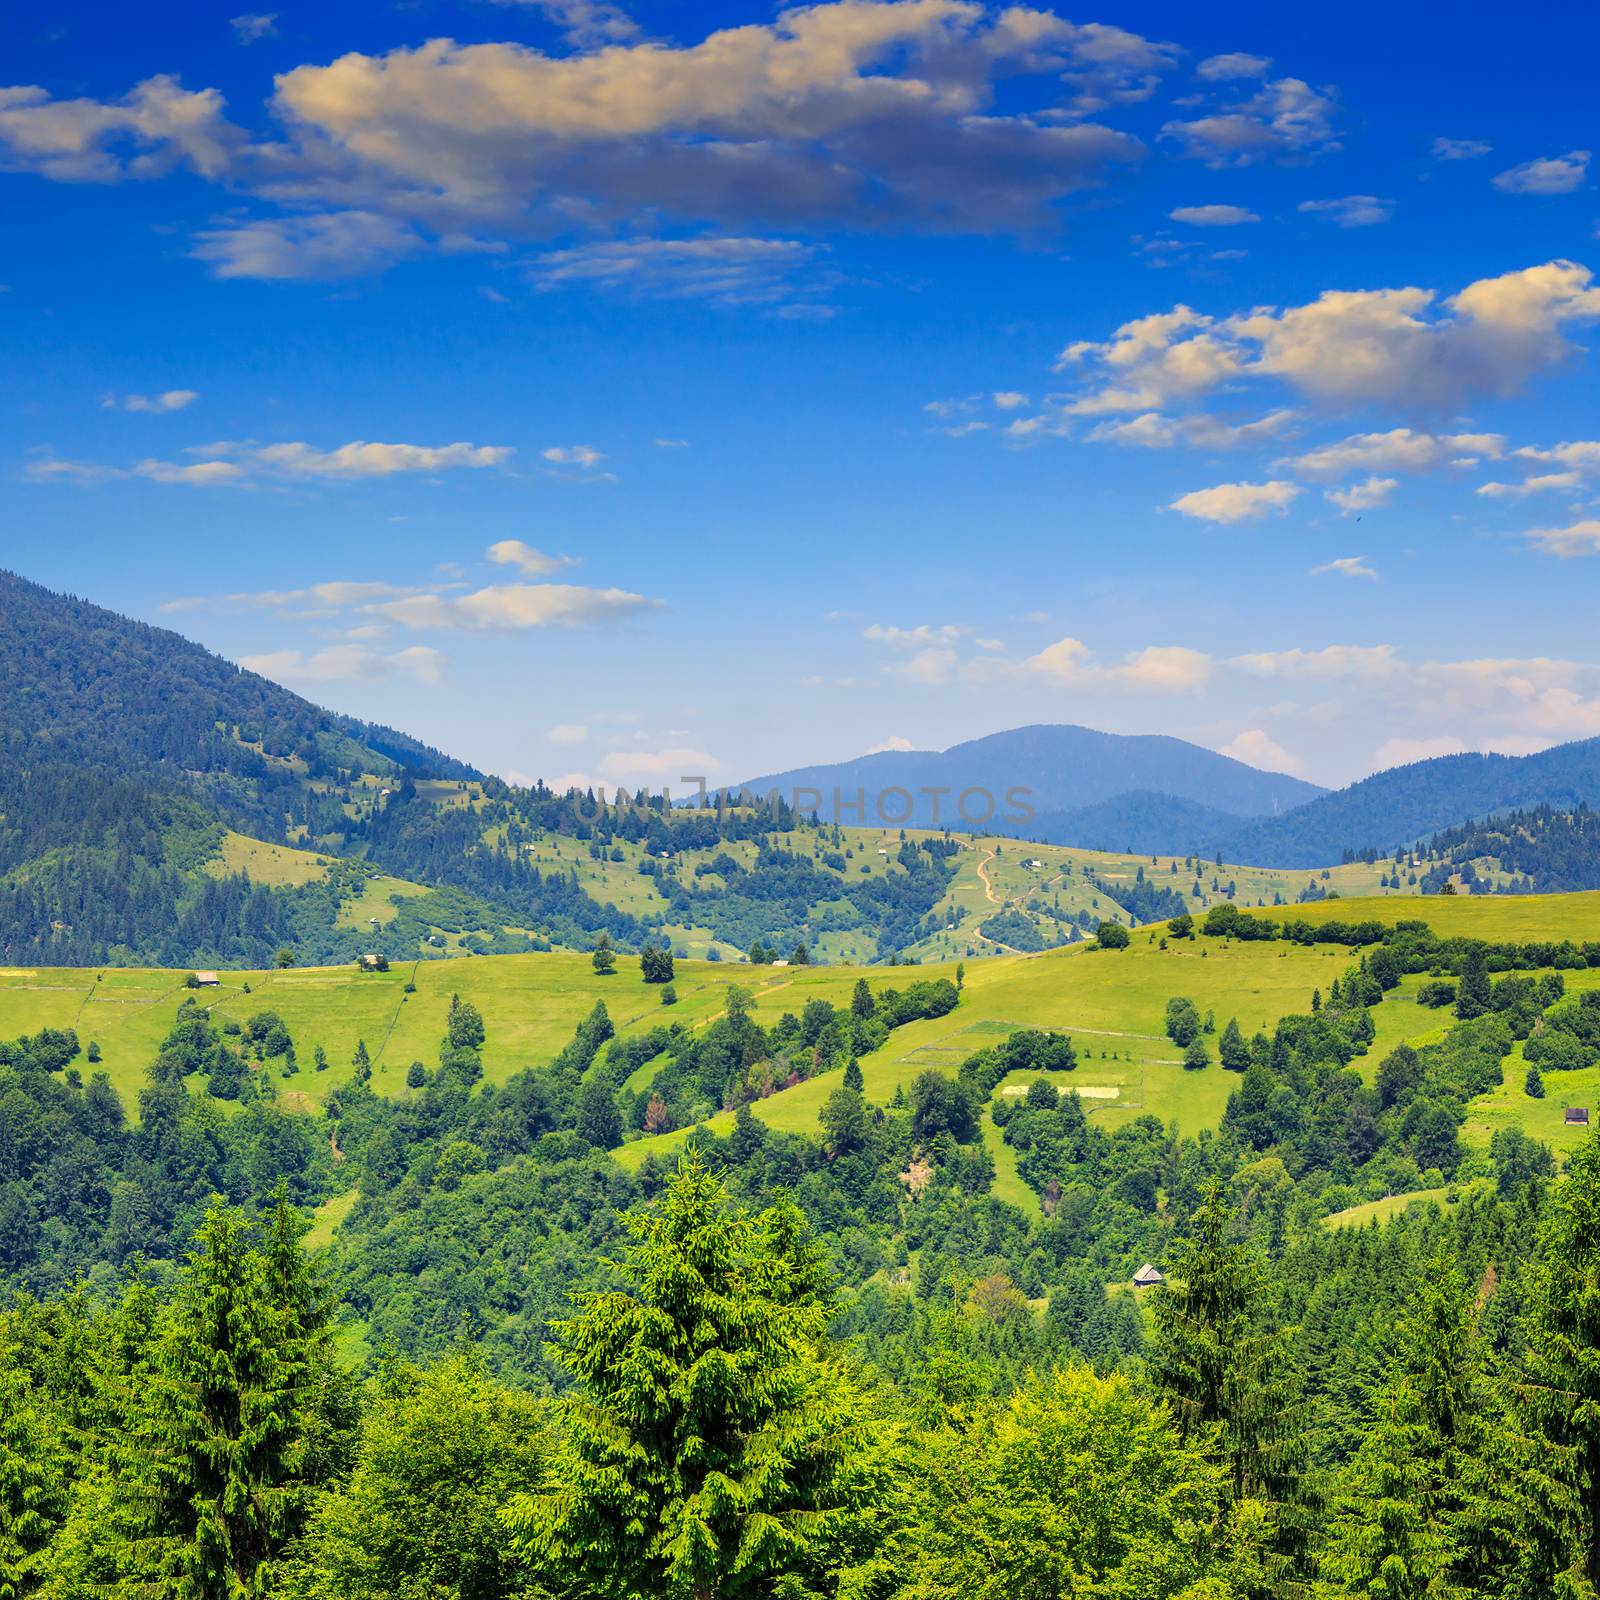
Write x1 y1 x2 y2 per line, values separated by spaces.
1217 739 1600 867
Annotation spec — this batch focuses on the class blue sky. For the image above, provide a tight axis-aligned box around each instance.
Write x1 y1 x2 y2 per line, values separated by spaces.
4 0 1598 793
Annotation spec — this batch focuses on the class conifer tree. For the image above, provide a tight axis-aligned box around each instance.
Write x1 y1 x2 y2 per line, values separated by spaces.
0 1329 65 1599
504 1155 884 1597
1522 1134 1600 1591
120 1198 329 1598
1150 1185 1308 1588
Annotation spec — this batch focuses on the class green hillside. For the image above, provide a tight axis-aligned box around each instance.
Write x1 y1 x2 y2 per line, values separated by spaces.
9 888 1595 1183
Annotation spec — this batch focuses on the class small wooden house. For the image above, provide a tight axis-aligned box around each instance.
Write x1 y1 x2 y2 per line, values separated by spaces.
1132 1263 1165 1289
1566 1107 1590 1126
359 953 387 971
194 971 220 987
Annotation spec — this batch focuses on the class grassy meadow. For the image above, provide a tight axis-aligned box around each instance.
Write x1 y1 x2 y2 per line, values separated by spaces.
4 889 1595 1215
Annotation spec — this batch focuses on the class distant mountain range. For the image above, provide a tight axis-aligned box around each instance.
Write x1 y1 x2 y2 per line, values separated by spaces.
730 726 1600 868
7 565 1600 971
729 725 1324 830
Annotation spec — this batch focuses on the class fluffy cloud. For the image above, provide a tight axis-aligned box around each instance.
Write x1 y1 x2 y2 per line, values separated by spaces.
1168 203 1259 225
239 644 446 684
105 389 198 412
264 8 1147 239
1515 439 1600 473
487 539 574 575
1325 478 1396 513
1168 479 1299 523
968 635 1213 694
866 734 915 753
1057 261 1600 419
1297 194 1392 228
1493 151 1590 195
1162 76 1338 166
1310 554 1378 579
1290 428 1503 478
369 582 661 629
1219 728 1302 773
0 75 235 181
1524 520 1600 557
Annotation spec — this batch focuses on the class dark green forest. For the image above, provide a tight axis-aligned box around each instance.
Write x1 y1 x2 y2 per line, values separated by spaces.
9 910 1600 1594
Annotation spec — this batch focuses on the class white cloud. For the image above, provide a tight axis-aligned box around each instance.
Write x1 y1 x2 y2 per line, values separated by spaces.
1169 203 1259 226
239 643 446 684
866 735 915 754
132 457 247 486
1231 643 1401 681
1311 554 1378 579
487 539 574 575
229 13 277 44
973 635 1213 695
1298 194 1393 228
542 444 604 470
1219 728 1303 774
1515 439 1600 473
597 747 718 783
0 74 235 182
1493 151 1590 195
1475 473 1582 498
547 722 589 744
247 440 512 478
106 389 199 412
1057 261 1600 418
1325 477 1397 513
192 212 424 280
992 391 1029 409
1290 428 1504 478
1524 519 1600 557
864 622 962 648
1432 136 1491 161
253 8 1148 253
368 581 661 629
1086 408 1297 449
1162 77 1339 166
1194 53 1272 81
1168 479 1299 523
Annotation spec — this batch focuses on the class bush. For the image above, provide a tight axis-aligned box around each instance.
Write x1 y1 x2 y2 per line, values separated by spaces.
1095 920 1130 950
